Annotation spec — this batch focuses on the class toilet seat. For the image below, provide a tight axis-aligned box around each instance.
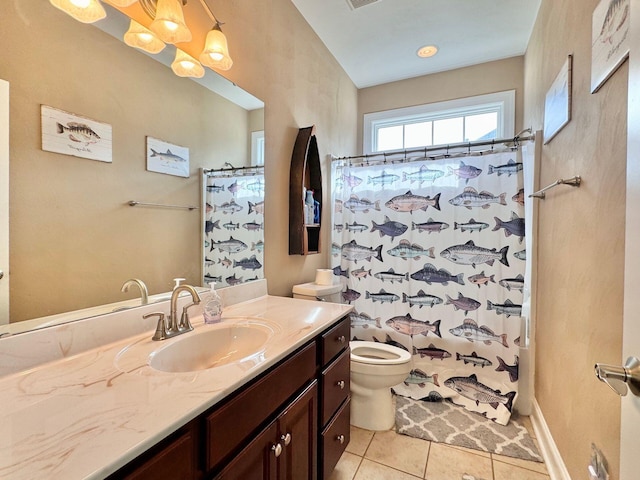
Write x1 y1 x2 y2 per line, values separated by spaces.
350 341 412 365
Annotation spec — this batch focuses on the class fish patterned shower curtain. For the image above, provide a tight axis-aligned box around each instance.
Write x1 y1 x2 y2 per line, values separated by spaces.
331 149 526 425
203 169 265 287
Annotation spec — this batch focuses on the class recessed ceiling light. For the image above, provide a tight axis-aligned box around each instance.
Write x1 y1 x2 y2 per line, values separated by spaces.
417 45 438 58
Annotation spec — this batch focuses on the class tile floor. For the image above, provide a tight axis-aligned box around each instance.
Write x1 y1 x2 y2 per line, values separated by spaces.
329 416 550 480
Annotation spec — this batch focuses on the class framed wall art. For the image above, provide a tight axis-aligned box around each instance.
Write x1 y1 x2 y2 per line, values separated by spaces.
41 105 112 162
544 55 573 144
146 136 190 178
591 0 630 93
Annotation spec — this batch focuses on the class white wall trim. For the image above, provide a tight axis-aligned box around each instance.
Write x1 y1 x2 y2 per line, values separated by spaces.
530 398 571 480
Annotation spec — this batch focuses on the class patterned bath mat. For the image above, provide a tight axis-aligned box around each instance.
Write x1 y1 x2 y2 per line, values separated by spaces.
395 395 543 463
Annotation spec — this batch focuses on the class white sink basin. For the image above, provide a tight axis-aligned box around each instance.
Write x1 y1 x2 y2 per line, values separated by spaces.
149 321 275 373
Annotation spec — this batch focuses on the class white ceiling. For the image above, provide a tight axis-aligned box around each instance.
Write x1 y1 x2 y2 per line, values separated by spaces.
291 0 542 88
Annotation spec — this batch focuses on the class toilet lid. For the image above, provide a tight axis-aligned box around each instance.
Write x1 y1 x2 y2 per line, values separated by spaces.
350 340 412 365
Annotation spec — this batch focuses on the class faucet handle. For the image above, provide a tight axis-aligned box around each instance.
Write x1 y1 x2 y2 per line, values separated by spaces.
179 303 198 332
144 312 167 341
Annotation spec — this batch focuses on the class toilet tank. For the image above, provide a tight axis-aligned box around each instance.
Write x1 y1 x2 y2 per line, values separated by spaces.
292 282 343 303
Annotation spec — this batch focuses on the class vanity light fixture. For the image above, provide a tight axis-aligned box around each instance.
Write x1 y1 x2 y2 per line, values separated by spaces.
49 0 234 76
149 0 192 44
124 19 166 53
49 0 106 23
171 49 205 78
200 23 233 71
417 45 438 58
198 0 233 71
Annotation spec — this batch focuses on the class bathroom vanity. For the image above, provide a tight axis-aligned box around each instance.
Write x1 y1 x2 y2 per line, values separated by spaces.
0 282 352 479
109 315 351 479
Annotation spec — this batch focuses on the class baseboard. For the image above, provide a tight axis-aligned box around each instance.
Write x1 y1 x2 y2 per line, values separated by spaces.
530 398 571 480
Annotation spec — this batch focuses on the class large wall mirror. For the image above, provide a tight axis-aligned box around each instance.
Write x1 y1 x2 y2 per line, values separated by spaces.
0 1 264 334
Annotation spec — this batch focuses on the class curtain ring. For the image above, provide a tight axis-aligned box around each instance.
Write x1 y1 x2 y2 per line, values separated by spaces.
468 142 471 155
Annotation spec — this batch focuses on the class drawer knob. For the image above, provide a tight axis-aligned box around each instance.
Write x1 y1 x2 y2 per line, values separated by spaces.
336 434 345 445
281 433 292 446
272 443 282 457
337 380 345 390
337 335 346 343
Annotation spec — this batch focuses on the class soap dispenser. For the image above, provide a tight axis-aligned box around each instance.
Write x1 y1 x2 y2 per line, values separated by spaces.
203 282 223 324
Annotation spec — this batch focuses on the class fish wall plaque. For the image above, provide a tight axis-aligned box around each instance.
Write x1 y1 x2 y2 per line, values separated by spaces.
41 105 112 163
146 136 190 178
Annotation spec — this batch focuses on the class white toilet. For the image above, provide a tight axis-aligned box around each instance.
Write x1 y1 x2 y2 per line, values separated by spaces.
350 341 413 431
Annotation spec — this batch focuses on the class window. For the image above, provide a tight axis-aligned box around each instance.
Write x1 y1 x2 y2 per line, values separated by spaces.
363 90 515 154
251 130 265 166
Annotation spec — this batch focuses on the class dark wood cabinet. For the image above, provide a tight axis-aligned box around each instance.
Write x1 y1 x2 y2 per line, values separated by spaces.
321 397 351 480
318 317 351 480
108 422 200 480
216 421 278 480
289 125 322 255
108 316 350 480
216 382 317 480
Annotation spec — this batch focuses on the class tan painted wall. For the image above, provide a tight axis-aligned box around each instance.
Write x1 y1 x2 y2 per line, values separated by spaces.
357 57 525 152
523 0 626 478
3 0 357 321
202 0 359 298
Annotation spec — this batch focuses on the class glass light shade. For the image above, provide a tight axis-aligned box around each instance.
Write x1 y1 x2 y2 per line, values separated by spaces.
104 0 138 6
150 0 192 44
199 27 233 71
49 0 106 23
124 20 165 54
171 49 204 78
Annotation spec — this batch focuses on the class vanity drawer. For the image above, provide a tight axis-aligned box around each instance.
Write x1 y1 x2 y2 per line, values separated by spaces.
206 341 317 472
321 347 350 426
320 316 350 365
321 397 350 480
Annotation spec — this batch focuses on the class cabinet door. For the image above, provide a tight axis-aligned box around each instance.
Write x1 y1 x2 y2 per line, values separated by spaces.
278 382 318 480
110 425 197 480
215 421 279 480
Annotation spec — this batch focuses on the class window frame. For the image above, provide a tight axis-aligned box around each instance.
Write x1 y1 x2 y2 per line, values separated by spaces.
362 90 516 154
251 130 265 167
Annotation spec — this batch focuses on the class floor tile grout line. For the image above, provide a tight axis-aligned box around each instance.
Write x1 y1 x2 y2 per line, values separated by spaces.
365 457 424 479
490 453 496 480
422 440 431 479
351 453 364 480
491 456 548 475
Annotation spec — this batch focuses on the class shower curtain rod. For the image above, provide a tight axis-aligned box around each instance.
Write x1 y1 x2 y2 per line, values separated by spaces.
203 164 264 175
332 130 535 163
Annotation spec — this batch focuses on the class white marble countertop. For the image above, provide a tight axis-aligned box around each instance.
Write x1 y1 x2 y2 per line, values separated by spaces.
0 294 352 479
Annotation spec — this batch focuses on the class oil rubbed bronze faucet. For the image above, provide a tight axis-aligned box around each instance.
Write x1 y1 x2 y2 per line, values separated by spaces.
144 285 201 341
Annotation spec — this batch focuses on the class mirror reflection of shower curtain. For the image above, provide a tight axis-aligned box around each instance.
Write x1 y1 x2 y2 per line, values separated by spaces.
202 168 265 287
331 149 526 425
